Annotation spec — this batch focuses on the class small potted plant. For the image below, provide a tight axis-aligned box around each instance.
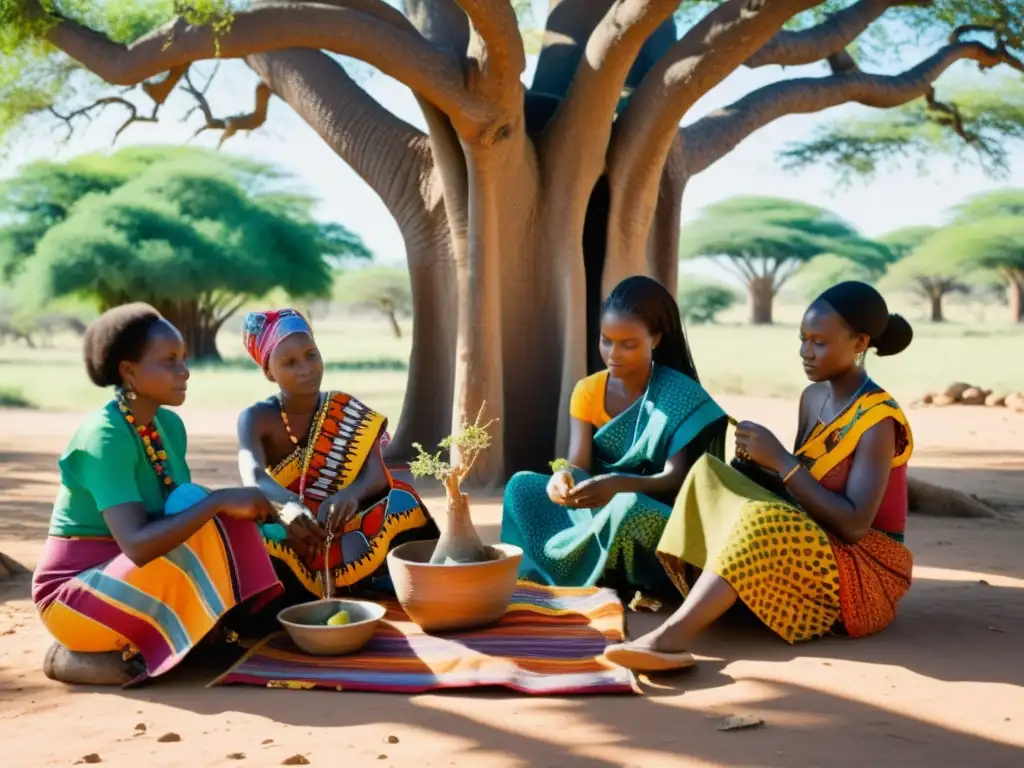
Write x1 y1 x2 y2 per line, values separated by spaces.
386 404 523 632
409 404 495 564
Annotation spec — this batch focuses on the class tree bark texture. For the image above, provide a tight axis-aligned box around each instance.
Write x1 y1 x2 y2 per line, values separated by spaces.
748 277 776 326
40 0 1024 481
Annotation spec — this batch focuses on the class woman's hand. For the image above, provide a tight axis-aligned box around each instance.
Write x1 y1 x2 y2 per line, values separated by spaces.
275 500 327 557
213 487 274 522
733 421 792 473
547 471 575 505
318 497 360 535
564 475 625 509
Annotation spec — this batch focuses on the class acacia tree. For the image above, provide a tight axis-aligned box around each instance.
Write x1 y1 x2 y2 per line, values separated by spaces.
680 196 885 324
5 0 1024 483
949 189 1024 320
4 149 365 357
876 230 970 323
910 215 1024 321
333 267 413 338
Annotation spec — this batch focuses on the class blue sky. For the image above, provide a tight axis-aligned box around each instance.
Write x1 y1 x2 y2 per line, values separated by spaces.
3 27 1023 281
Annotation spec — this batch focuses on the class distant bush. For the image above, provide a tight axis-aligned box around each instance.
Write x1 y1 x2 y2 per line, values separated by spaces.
0 388 34 409
677 281 739 324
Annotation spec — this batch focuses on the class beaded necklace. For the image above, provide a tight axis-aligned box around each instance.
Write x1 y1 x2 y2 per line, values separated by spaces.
115 389 175 495
277 392 328 506
278 392 333 597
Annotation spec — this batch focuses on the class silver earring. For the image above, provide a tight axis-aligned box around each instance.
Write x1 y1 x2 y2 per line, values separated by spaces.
856 351 866 368
125 385 137 401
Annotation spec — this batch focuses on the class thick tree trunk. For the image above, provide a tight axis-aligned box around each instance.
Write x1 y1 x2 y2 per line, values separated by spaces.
929 291 945 323
748 277 775 325
386 229 457 463
152 300 222 361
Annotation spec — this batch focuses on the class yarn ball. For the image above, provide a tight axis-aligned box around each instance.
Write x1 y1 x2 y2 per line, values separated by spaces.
164 483 210 516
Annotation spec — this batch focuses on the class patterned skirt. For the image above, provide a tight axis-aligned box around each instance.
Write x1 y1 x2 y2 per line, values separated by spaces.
32 517 282 679
657 454 913 641
500 470 673 592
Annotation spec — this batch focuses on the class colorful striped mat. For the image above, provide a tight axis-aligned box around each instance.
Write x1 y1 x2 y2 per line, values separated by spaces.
212 582 639 695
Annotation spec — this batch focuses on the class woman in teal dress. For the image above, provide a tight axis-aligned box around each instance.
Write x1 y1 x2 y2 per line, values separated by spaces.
500 276 729 592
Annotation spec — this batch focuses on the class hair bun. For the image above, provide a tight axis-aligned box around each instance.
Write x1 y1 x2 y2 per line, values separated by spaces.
874 312 913 357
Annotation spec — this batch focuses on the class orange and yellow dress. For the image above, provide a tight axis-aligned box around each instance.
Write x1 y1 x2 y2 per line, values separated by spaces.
658 387 914 641
260 391 437 596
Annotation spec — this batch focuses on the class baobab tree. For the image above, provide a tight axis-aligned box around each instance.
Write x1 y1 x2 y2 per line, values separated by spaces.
4 0 1024 484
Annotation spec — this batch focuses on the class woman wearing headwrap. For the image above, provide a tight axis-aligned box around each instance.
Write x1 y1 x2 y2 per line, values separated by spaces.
604 282 916 672
237 309 436 598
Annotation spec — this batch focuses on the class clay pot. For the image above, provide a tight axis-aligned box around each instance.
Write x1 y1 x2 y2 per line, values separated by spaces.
1006 392 1024 412
387 540 523 632
920 393 935 405
932 394 957 407
985 393 1007 408
959 387 987 406
943 382 973 401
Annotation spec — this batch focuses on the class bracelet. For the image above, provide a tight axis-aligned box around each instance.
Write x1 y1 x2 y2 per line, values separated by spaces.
781 462 801 485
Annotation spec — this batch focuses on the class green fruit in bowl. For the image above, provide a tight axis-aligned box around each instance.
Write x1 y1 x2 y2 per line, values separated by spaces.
326 609 351 626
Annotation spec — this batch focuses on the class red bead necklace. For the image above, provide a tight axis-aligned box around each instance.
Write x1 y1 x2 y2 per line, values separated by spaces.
116 389 175 495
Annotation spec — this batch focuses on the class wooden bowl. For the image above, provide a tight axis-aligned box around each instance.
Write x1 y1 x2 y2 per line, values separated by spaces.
387 540 523 632
276 599 386 656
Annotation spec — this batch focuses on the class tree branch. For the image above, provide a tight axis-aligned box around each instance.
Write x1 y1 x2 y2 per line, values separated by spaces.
747 0 931 69
682 39 1023 177
541 0 679 198
184 72 273 147
49 96 159 144
456 0 526 108
532 0 615 98
605 0 817 276
245 49 433 220
141 64 190 105
45 2 477 123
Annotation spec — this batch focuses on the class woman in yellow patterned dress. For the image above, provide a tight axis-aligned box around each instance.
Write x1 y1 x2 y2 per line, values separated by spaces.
605 282 916 672
237 309 436 598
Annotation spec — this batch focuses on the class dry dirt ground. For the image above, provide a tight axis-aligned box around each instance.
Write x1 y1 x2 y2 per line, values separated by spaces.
1 396 1023 768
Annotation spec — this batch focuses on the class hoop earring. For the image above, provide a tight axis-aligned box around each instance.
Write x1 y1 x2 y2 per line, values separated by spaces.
124 384 138 401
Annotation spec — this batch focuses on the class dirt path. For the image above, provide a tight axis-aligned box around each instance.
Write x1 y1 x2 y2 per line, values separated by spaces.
2 398 1023 767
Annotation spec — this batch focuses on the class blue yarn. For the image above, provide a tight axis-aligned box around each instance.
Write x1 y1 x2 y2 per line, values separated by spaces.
164 483 210 516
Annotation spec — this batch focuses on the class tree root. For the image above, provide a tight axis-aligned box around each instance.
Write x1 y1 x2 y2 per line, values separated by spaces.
907 476 1000 519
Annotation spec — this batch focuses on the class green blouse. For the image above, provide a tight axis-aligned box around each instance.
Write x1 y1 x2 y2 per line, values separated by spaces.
48 402 192 538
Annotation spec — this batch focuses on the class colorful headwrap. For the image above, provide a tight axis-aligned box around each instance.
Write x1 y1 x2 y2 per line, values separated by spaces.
242 308 313 369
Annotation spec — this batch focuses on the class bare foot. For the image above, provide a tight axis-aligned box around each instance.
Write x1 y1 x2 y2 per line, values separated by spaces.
43 643 138 686
625 625 689 654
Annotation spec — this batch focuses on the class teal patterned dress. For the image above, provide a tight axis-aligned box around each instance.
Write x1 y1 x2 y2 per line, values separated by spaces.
500 366 728 590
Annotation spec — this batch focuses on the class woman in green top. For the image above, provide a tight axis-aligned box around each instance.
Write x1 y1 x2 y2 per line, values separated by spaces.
32 304 282 685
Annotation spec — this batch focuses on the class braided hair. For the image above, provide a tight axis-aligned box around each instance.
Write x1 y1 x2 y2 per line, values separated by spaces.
601 275 700 381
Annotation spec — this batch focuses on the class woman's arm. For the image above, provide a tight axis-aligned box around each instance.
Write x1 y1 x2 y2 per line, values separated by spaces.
606 447 691 500
237 407 303 508
778 419 896 544
566 417 593 472
103 489 268 568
